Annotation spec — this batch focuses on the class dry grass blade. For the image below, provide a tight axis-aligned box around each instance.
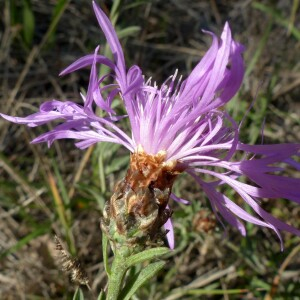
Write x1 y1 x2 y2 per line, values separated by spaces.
164 266 236 300
4 46 39 115
68 145 95 199
273 76 300 100
264 243 300 300
288 0 300 36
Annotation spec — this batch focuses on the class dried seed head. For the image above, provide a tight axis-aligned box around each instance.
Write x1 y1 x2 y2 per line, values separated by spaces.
54 236 90 289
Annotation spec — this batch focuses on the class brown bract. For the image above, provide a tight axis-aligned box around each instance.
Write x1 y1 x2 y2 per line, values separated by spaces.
126 147 184 192
102 148 185 248
125 148 185 212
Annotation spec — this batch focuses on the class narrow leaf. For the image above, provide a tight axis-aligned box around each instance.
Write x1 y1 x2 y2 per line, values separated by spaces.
110 0 121 22
245 19 272 77
48 172 69 232
120 261 166 300
117 26 140 39
53 0 69 18
125 247 169 268
22 0 35 46
97 290 106 300
73 287 85 300
52 159 70 207
102 233 111 277
253 2 300 40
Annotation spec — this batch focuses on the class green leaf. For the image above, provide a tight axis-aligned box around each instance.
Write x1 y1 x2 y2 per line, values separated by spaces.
48 0 69 45
102 233 111 277
9 0 17 25
124 1 149 10
117 26 140 39
97 290 106 300
125 247 169 268
120 261 166 300
73 287 85 300
22 0 35 46
53 0 69 18
78 183 106 210
105 155 129 174
39 0 70 49
110 0 121 22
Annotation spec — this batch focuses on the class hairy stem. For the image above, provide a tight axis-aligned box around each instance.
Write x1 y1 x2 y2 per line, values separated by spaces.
106 251 128 300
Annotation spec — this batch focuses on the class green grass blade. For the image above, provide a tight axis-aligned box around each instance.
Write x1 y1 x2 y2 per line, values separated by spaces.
253 2 300 40
245 19 273 78
97 290 106 300
186 288 251 296
125 247 169 268
288 0 300 35
120 261 166 300
73 287 85 300
48 172 75 255
39 0 70 49
117 26 140 39
52 159 70 207
110 0 121 23
22 0 35 46
0 226 49 259
47 0 69 45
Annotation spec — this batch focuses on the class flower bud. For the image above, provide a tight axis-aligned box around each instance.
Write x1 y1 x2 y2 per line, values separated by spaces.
101 148 183 252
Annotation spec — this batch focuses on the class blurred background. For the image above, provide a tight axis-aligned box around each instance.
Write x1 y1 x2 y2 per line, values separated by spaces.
0 0 300 299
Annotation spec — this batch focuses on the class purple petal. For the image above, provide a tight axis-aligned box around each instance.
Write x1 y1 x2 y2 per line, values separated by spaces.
199 22 232 108
170 193 190 205
84 47 115 114
202 183 246 235
179 31 219 100
92 1 126 85
124 65 144 95
59 54 115 76
237 143 300 155
193 168 300 243
164 216 175 249
0 111 61 127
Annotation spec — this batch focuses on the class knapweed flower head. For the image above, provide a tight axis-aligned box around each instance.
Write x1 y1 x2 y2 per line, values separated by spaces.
2 1 300 250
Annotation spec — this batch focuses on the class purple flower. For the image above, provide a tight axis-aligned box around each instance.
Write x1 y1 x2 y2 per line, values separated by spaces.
2 1 300 249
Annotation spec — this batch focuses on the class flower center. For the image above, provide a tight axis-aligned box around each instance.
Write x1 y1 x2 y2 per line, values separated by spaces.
126 146 184 192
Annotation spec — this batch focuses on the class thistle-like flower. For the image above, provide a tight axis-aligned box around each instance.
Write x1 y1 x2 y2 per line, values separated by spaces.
2 1 300 250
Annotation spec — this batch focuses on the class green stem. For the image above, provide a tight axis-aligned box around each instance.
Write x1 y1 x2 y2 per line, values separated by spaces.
106 251 128 300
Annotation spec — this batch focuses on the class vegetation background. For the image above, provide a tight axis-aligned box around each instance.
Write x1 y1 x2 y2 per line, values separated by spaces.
0 0 300 299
